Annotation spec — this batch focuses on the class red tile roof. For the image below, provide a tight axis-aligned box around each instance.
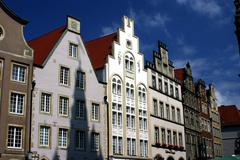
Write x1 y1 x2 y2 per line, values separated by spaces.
85 32 117 70
218 105 240 127
174 68 185 82
28 26 66 66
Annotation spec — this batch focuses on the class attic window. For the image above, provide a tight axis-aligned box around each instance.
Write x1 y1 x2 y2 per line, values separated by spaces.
0 26 4 40
126 40 132 49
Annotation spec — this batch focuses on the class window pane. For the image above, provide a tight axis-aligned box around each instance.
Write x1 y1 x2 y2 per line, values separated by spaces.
10 92 24 114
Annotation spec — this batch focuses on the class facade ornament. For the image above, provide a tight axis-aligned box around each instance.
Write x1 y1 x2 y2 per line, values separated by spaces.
137 61 140 72
118 52 122 64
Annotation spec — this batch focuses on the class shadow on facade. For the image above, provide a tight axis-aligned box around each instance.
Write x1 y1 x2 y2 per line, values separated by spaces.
64 37 104 160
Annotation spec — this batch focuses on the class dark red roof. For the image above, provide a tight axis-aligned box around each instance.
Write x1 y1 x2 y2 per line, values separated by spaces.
28 26 66 66
174 68 185 82
85 32 117 70
219 105 240 127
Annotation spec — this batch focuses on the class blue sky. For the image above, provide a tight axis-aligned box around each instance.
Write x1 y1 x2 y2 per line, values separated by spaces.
5 0 240 106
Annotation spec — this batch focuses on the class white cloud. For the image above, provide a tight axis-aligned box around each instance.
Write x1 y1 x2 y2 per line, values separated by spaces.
216 88 240 107
176 35 196 55
176 0 222 18
101 22 119 36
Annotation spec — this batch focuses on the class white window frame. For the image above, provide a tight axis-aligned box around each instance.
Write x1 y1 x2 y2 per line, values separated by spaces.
69 42 78 58
39 126 50 147
76 130 85 150
59 66 70 86
58 128 68 148
112 103 122 127
75 100 85 119
76 71 85 89
91 132 100 151
40 92 51 114
9 92 25 115
11 63 27 83
92 103 100 121
59 96 69 117
7 126 23 149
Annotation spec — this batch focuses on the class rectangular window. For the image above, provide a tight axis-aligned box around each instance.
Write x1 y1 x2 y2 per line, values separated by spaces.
76 71 85 89
177 108 181 123
118 137 123 154
170 84 173 96
175 87 179 99
152 75 156 88
112 111 117 126
140 140 148 157
167 130 172 145
75 100 85 119
159 102 164 118
172 106 176 121
59 96 69 116
118 113 123 126
58 128 68 148
12 64 26 83
127 138 136 156
161 128 166 144
113 136 117 154
153 99 158 116
92 103 99 121
155 127 159 143
173 131 177 146
132 139 136 155
40 93 51 113
166 104 170 120
7 126 22 148
113 136 123 155
91 132 100 151
10 92 24 115
164 82 168 94
39 126 50 147
179 133 183 146
69 43 78 58
76 130 85 150
60 66 70 86
158 78 162 91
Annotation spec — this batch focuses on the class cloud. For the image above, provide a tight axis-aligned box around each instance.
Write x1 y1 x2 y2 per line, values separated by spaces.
216 86 240 106
176 0 222 18
128 8 171 37
176 35 196 55
101 22 119 36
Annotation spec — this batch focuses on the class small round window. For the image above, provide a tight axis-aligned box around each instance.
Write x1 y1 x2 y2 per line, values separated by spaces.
0 25 5 41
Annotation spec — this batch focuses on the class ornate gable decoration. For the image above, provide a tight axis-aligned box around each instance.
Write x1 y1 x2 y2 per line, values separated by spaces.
67 16 80 34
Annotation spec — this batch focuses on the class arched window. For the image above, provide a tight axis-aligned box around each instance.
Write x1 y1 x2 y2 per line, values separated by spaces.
125 53 134 72
138 86 146 102
112 76 122 95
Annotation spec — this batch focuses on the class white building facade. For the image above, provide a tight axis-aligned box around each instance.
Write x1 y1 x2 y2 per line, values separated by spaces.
146 42 186 160
86 16 150 159
29 16 107 160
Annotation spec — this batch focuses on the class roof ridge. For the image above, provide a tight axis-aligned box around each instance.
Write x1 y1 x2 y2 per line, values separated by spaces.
86 32 117 43
28 25 66 42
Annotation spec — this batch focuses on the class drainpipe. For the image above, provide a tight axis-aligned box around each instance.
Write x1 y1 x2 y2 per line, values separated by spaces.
28 80 36 160
104 96 109 160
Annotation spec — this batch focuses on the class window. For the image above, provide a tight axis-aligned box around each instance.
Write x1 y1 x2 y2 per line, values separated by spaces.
7 126 22 148
91 132 100 151
172 106 176 122
127 138 136 156
155 127 159 143
177 108 181 123
173 131 177 146
39 126 50 147
12 64 26 83
153 99 158 116
179 133 183 146
140 140 148 157
170 84 173 96
126 83 134 99
125 54 134 71
126 106 135 129
152 75 156 88
76 71 85 89
92 103 100 121
167 130 172 145
139 109 147 131
59 96 69 116
76 130 85 150
10 92 25 115
158 78 162 91
40 93 51 113
175 87 179 99
112 103 122 127
138 86 146 103
112 77 121 95
69 43 78 58
159 102 164 118
58 128 68 148
60 66 70 86
161 128 166 144
113 136 123 154
166 104 170 120
75 100 85 119
164 82 168 94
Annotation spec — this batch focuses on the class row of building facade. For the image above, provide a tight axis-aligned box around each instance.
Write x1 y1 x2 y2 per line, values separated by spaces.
0 1 223 160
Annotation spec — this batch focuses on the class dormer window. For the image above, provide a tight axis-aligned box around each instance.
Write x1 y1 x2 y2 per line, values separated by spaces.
125 53 134 72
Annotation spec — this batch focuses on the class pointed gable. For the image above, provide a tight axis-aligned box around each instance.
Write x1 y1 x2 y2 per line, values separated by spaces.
85 32 117 70
28 26 66 67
